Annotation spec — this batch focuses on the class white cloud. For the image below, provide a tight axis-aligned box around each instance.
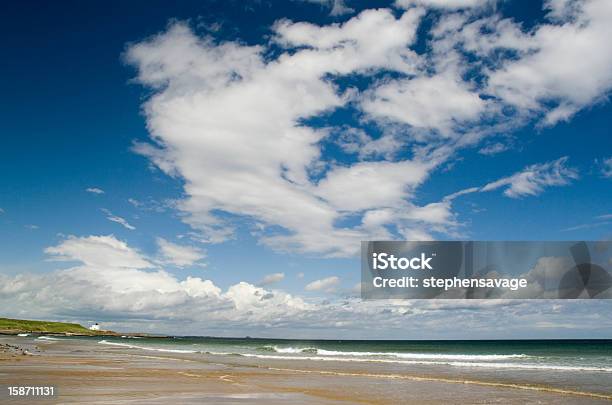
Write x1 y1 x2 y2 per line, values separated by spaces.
86 187 105 194
24 224 39 230
15 235 309 326
125 11 460 257
478 142 508 156
600 157 612 178
128 198 168 213
46 235 153 269
1 234 610 338
545 0 584 21
156 237 205 267
395 0 492 11
481 157 578 198
124 2 612 257
305 276 340 292
444 157 578 208
333 127 401 160
315 160 431 212
362 71 486 136
0 208 4 214
562 213 612 232
259 272 285 286
299 0 354 16
485 0 612 125
101 208 135 230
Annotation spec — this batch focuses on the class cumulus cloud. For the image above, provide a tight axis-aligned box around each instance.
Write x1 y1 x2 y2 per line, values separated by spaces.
7 235 309 329
1 235 610 337
362 71 486 136
86 187 105 194
484 0 612 125
305 276 340 292
156 237 205 267
125 10 456 257
101 208 135 230
123 2 612 257
259 272 285 286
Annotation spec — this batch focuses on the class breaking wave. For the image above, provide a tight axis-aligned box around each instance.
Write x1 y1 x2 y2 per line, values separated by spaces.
257 345 528 361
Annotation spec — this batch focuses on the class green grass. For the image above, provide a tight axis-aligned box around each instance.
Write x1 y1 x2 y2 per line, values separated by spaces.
0 317 97 334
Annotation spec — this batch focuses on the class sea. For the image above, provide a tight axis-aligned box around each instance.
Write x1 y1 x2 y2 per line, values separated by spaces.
91 336 612 372
35 336 612 396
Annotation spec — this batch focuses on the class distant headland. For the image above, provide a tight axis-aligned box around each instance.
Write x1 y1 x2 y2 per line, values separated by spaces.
0 317 163 338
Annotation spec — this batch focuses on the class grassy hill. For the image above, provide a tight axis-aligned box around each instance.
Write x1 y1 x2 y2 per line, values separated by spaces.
0 317 110 335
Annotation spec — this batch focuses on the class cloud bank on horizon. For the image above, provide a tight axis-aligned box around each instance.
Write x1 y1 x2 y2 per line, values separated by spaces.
1 233 608 338
126 0 612 257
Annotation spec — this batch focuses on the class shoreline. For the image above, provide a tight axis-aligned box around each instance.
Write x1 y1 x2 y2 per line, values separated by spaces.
2 336 612 404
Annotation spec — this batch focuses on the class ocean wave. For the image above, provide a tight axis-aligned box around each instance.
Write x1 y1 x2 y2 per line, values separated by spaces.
258 345 317 354
231 353 612 372
37 336 62 341
94 341 612 373
98 340 197 354
258 346 527 361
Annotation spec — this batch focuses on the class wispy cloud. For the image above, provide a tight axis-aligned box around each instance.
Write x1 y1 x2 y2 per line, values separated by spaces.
600 157 612 178
395 0 492 10
481 157 578 198
297 0 354 16
305 276 340 292
156 237 205 267
101 208 135 230
562 214 612 232
446 157 578 202
86 187 105 195
259 272 285 286
478 142 509 156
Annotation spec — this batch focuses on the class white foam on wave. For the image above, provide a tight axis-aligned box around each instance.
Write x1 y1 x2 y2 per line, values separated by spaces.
263 346 317 354
314 349 527 361
37 336 62 341
228 353 612 373
98 340 197 354
263 346 527 361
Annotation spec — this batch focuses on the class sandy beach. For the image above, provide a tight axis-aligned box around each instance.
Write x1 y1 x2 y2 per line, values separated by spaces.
0 336 611 404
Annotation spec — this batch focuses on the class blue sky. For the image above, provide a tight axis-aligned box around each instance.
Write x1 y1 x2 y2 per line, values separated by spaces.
1 0 611 338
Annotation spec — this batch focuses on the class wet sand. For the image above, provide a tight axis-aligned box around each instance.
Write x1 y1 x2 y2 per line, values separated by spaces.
1 336 611 404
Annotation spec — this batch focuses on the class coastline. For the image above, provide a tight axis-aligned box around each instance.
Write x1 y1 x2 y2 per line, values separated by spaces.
1 336 611 404
0 317 167 339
